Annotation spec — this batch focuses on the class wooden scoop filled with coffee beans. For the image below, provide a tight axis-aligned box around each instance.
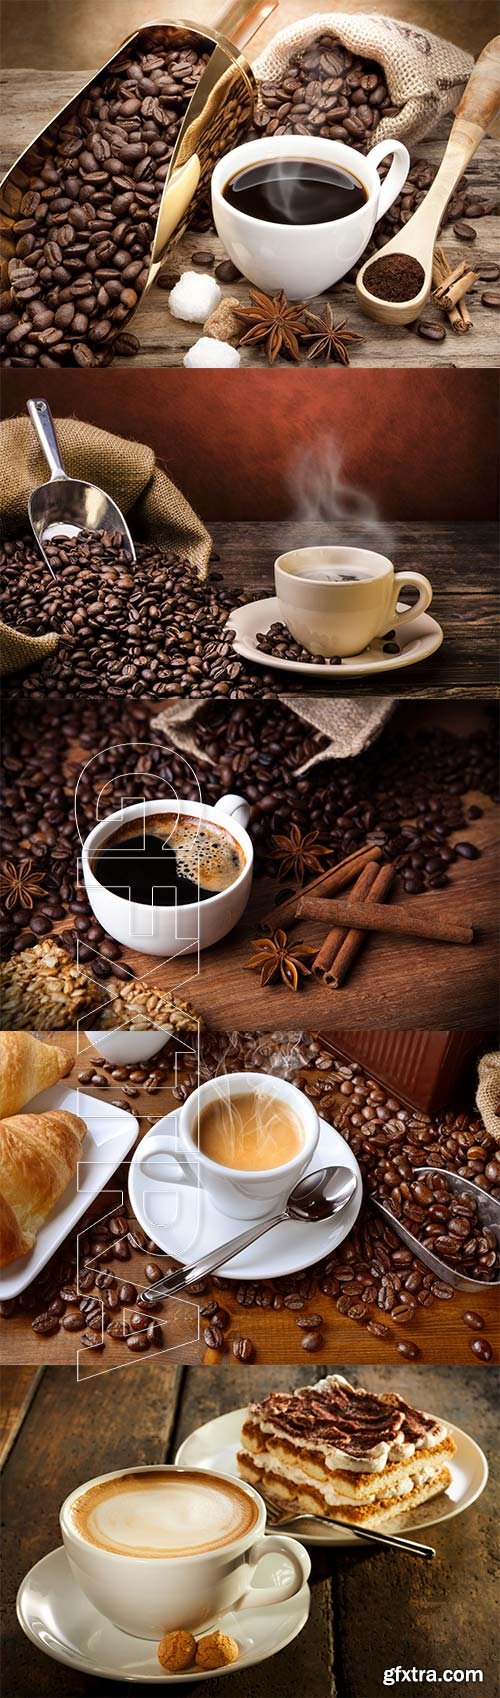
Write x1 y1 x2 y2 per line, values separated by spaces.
356 35 500 326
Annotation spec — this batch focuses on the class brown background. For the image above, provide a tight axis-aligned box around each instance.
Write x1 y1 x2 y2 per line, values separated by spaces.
1 0 497 68
1 371 498 521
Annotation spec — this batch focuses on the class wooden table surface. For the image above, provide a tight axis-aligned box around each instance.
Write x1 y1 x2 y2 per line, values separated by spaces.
66 792 500 1031
1 1362 498 1697
1 1033 498 1370
1 73 498 370
210 520 500 697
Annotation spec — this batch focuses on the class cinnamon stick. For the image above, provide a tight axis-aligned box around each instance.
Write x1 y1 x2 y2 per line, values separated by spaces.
296 895 474 946
433 269 479 311
432 247 470 334
312 858 380 976
325 863 395 988
260 843 382 933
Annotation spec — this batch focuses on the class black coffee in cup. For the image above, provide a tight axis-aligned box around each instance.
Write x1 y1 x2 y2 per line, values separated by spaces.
223 159 367 226
291 566 371 583
93 815 245 906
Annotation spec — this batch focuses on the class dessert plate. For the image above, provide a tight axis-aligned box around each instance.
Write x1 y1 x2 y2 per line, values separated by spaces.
17 1547 311 1683
176 1408 488 1547
128 1110 362 1280
228 598 444 677
0 1083 139 1299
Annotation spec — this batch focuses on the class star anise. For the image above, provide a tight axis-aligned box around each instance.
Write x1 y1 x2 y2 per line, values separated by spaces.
236 289 310 365
248 929 315 991
271 824 330 885
304 305 363 365
0 858 47 911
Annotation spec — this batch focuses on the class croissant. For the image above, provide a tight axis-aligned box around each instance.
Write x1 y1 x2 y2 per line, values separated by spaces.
0 1032 72 1119
0 1109 87 1267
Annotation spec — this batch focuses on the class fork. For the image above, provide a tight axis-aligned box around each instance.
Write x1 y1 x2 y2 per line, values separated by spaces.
259 1487 435 1558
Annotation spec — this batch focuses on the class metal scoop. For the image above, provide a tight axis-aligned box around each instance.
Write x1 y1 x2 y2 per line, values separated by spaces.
371 1167 500 1293
27 399 136 577
141 1164 357 1300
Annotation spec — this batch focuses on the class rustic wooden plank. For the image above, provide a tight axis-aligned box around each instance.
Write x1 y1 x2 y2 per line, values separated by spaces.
1 1362 183 1697
0 1365 42 1467
333 1366 498 1698
1 73 498 369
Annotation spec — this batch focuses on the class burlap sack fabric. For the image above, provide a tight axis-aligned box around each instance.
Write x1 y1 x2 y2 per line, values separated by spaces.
0 415 212 675
253 13 473 148
477 1051 500 1146
152 697 394 772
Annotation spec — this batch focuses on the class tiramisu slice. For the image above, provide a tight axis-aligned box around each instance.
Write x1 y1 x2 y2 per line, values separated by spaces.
237 1375 455 1527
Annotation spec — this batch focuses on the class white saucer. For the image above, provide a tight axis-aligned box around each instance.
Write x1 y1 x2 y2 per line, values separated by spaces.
0 1083 139 1299
228 598 444 677
128 1111 362 1280
17 1547 311 1683
176 1408 488 1547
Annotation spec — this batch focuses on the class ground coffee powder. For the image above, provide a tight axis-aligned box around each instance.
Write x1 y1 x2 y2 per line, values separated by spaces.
363 253 425 302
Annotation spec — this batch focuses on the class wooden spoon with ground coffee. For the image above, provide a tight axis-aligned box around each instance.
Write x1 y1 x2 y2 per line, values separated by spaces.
356 35 500 327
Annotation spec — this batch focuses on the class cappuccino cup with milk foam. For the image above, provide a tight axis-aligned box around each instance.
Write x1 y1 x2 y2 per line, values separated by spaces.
60 1465 310 1639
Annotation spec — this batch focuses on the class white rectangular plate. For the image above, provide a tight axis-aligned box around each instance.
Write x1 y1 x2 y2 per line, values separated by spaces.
0 1083 138 1298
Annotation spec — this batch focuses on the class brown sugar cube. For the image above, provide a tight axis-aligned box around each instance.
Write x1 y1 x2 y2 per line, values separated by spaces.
157 1629 196 1671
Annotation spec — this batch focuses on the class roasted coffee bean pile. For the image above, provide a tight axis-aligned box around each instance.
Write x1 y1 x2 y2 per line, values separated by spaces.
252 33 399 148
379 1169 499 1283
256 620 401 665
0 532 277 697
0 34 211 368
0 1199 171 1355
1 696 496 975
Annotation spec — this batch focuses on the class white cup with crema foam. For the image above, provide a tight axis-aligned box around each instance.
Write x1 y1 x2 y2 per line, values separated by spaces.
60 1465 310 1640
275 545 433 658
81 794 253 958
145 1070 321 1221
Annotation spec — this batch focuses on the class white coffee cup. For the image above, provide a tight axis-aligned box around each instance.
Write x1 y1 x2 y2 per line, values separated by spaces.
211 135 410 299
81 795 252 958
145 1070 320 1220
60 1465 310 1640
275 545 433 658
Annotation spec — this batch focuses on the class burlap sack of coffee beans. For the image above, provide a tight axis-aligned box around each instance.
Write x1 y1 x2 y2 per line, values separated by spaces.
477 1051 500 1147
153 697 394 772
0 415 211 673
252 13 473 149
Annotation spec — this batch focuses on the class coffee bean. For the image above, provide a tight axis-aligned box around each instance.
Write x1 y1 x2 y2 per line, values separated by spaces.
301 1328 323 1351
481 291 500 308
476 263 499 281
31 1312 60 1335
62 1310 86 1331
470 1337 492 1361
232 1336 255 1361
126 1331 150 1352
453 221 477 240
463 1311 485 1330
296 1312 324 1329
191 250 214 267
397 1340 420 1359
117 1282 137 1305
147 1320 164 1348
81 1331 105 1350
417 319 446 342
215 259 242 283
204 1324 224 1350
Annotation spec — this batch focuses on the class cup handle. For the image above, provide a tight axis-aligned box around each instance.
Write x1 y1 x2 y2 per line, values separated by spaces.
236 1534 310 1609
370 139 410 220
213 792 250 831
141 1126 197 1189
391 571 433 628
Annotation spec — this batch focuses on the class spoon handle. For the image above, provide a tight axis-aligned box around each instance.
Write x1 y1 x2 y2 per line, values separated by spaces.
455 33 500 137
322 1518 435 1559
141 1212 286 1300
27 399 68 482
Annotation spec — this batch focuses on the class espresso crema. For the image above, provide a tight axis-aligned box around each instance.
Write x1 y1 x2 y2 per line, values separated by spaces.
71 1469 258 1557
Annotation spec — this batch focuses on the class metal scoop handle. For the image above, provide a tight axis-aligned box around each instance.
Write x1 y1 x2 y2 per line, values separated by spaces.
27 399 68 482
